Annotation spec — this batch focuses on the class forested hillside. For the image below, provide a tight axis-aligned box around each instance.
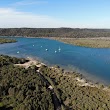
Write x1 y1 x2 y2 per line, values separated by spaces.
0 55 110 110
0 28 110 38
0 55 54 110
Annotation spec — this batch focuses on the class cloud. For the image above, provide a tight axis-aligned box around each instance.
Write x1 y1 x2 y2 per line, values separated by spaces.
0 8 66 28
1 8 108 28
0 8 22 15
11 0 48 6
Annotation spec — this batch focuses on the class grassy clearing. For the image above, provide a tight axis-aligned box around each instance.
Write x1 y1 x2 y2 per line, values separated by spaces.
0 38 17 44
53 38 110 48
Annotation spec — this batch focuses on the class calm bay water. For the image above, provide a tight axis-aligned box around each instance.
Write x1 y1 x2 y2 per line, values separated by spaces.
0 37 110 85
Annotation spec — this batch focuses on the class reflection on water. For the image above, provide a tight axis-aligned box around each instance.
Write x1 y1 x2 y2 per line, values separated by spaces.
0 37 110 85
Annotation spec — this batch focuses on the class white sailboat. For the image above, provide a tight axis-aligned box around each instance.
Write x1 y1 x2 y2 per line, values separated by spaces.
58 47 61 52
45 49 48 51
55 50 57 53
17 51 19 54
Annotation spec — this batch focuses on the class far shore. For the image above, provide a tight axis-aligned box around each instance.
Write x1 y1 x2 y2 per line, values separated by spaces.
2 35 110 48
24 36 110 48
49 37 110 48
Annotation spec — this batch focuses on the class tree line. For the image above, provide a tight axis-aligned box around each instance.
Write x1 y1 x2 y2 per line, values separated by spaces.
1 28 110 38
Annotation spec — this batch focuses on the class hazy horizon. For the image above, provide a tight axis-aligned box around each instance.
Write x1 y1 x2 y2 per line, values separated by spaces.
1 27 110 30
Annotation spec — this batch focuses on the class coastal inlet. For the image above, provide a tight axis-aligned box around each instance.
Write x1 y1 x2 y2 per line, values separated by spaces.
0 37 110 85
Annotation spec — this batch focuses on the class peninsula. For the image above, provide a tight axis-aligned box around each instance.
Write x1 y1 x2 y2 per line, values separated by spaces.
0 38 17 44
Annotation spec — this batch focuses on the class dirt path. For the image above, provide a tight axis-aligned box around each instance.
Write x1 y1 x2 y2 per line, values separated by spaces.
15 57 45 68
37 71 61 110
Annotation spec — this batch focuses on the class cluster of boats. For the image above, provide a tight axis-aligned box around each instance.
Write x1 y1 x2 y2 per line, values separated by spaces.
17 45 61 54
45 47 61 53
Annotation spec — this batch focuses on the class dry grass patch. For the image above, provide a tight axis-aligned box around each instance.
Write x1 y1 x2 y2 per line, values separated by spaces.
53 37 110 48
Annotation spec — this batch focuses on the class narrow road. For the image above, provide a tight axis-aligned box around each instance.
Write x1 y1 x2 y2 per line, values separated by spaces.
51 90 61 110
37 70 61 110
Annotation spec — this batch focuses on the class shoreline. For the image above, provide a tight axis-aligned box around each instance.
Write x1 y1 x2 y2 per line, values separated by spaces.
47 37 110 48
2 35 110 48
0 38 17 44
15 57 46 68
15 56 110 93
1 36 110 89
25 36 110 48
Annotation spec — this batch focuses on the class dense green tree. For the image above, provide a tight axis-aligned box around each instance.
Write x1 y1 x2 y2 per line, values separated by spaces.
0 55 110 110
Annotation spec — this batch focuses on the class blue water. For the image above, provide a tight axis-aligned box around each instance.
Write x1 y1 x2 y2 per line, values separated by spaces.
0 37 110 85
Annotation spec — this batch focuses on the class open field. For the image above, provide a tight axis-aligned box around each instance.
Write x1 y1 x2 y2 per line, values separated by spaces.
52 37 110 48
0 38 16 44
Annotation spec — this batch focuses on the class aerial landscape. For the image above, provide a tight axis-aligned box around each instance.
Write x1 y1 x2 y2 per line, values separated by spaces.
0 0 110 110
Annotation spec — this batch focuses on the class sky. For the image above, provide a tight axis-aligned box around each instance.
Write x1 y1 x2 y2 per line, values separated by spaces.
0 0 110 28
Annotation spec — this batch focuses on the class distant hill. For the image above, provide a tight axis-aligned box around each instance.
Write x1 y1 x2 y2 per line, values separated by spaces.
0 28 110 38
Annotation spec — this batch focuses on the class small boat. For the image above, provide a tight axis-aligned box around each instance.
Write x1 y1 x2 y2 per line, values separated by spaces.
45 49 48 51
33 45 34 46
58 47 61 52
17 51 19 54
41 46 42 47
55 50 57 53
